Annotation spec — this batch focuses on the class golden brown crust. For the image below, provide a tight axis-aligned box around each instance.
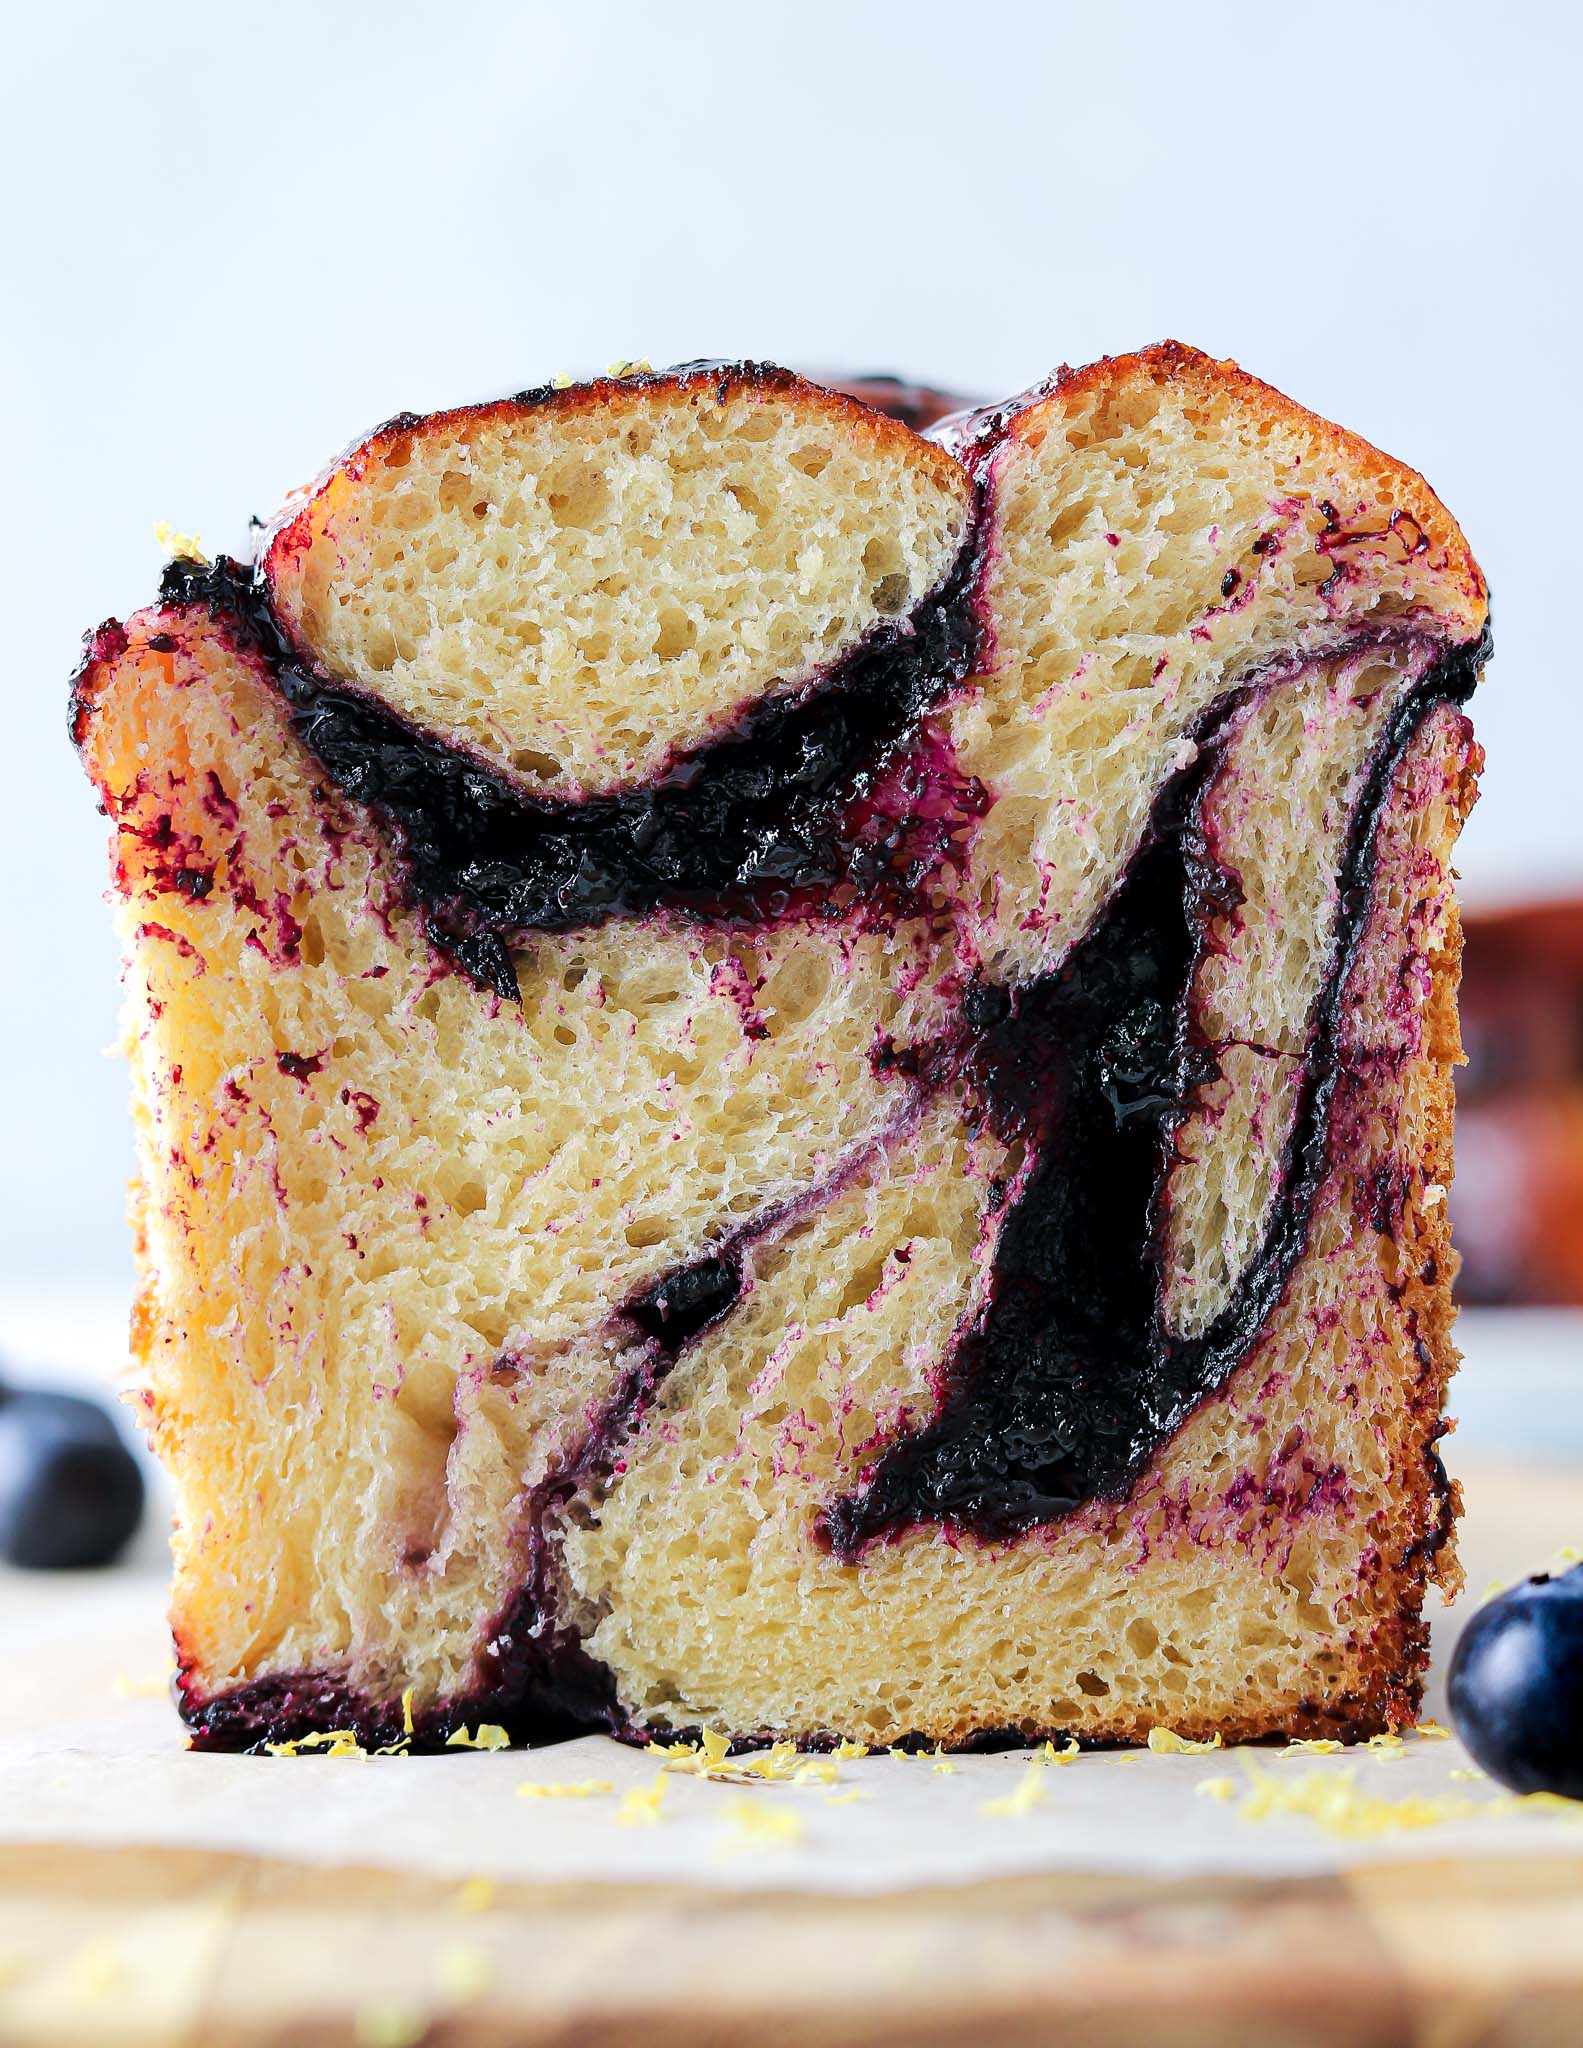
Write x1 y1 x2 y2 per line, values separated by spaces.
261 360 971 590
997 341 1487 637
77 349 1487 1751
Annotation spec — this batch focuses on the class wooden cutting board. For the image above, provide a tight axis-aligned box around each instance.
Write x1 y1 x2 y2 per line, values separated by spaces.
2 1456 1580 2048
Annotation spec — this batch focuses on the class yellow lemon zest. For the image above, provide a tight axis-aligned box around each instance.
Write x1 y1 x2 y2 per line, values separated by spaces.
435 1942 492 2003
716 1797 806 1851
153 521 206 563
353 2001 428 2047
1147 1727 1222 1756
1238 1763 1475 1837
615 1777 669 1827
516 1778 613 1799
979 1770 1046 1819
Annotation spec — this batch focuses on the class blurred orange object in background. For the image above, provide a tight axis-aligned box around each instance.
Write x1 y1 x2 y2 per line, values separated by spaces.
1458 898 1583 1303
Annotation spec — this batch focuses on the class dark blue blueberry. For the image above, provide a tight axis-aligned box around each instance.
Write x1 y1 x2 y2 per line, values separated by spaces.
0 1388 145 1569
1448 1564 1583 1799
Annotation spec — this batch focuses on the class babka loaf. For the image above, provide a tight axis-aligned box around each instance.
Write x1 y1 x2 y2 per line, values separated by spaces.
72 347 1488 1751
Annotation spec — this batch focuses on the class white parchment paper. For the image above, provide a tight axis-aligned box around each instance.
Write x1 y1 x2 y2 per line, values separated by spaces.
3 1576 1579 1892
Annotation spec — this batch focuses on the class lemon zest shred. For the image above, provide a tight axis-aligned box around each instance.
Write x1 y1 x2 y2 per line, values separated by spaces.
1147 1727 1222 1756
452 1876 495 1915
68 1941 122 1997
1278 1737 1343 1756
111 1666 173 1699
833 1738 870 1761
401 1687 416 1737
1486 1790 1583 1820
979 1770 1046 1819
716 1797 806 1851
1237 1763 1475 1837
353 2000 428 2048
824 1787 871 1807
1415 1720 1453 1740
153 521 206 563
517 1778 613 1800
1196 1776 1238 1802
435 1942 493 2003
615 1777 669 1827
1032 1738 1081 1766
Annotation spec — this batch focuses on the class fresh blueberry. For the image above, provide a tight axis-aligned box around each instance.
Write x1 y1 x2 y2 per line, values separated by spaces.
0 1388 145 1569
1447 1564 1583 1799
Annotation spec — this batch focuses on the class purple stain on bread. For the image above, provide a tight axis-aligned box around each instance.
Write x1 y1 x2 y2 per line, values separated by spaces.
72 348 1488 1752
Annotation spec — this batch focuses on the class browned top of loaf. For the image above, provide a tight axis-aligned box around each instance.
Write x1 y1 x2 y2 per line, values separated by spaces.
991 341 1489 635
261 359 972 572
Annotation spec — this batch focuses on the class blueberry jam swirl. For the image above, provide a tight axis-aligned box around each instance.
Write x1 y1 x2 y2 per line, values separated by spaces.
144 495 1484 1749
158 549 981 1000
822 639 1485 1551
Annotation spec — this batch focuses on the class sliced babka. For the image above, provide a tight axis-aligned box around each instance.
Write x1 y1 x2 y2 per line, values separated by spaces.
72 348 1487 1750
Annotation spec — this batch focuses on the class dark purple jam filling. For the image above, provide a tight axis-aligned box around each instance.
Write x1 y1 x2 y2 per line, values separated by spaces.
822 634 1487 1553
158 549 980 1000
131 527 1486 1748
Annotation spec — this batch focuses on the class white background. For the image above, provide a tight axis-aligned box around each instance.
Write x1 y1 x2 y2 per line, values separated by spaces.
1 0 1577 1293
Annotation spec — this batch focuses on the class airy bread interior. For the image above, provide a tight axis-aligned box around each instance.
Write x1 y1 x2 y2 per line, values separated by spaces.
76 350 1485 1745
953 351 1484 982
265 371 972 796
